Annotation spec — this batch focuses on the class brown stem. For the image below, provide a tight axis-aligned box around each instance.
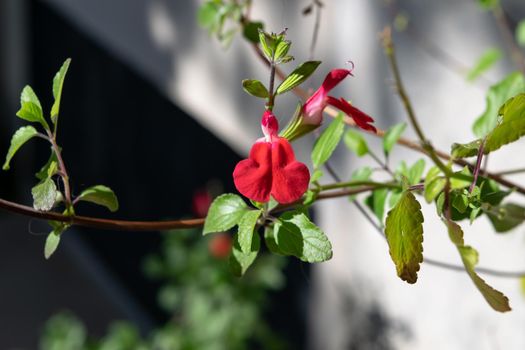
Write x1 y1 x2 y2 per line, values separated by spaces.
46 130 72 210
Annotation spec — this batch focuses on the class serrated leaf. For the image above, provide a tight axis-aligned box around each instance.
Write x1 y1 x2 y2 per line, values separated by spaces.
32 178 58 211
484 93 525 153
365 188 388 224
276 61 321 95
242 79 269 98
203 194 249 234
467 48 501 82
459 246 511 312
344 129 369 157
77 185 119 212
451 139 483 158
384 191 424 283
16 86 49 130
383 122 406 156
517 20 525 47
486 203 525 232
473 72 525 137
273 211 332 263
311 114 344 168
242 21 263 43
445 219 465 246
3 126 38 170
51 58 71 125
229 231 260 276
424 167 445 203
237 210 262 253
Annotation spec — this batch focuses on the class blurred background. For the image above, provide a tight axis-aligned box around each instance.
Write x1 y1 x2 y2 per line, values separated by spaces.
1 0 525 349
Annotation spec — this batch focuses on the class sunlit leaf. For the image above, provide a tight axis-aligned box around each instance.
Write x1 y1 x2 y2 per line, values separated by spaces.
51 58 71 125
276 61 321 95
16 86 49 130
311 114 344 168
3 126 38 170
242 79 269 98
344 129 369 157
466 48 501 82
203 194 249 234
237 210 262 254
383 122 406 156
229 231 260 276
32 178 58 211
77 185 119 212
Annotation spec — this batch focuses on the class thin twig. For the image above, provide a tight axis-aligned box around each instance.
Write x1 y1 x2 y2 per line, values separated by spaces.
469 138 486 193
492 4 525 75
493 167 525 176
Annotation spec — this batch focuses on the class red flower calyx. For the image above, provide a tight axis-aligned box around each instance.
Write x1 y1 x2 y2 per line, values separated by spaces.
233 111 310 204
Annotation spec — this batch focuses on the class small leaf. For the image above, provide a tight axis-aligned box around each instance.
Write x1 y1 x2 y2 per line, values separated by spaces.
383 122 406 156
44 222 67 259
344 129 369 157
264 226 285 255
242 21 263 43
484 93 525 153
517 20 525 47
477 0 498 9
229 231 260 276
274 40 291 62
203 194 249 234
237 210 262 253
273 211 332 263
407 159 425 186
450 167 472 189
311 114 344 168
197 2 218 28
32 178 58 211
242 79 269 98
451 139 483 158
365 188 388 224
77 185 119 212
276 61 321 95
16 86 49 130
310 169 324 183
51 58 71 125
384 191 424 283
473 72 525 137
467 48 501 82
3 126 38 170
36 149 59 180
459 246 511 312
486 203 525 232
258 30 273 59
424 167 445 203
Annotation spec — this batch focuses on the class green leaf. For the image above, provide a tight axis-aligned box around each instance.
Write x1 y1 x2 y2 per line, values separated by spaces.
242 21 263 43
264 226 285 255
16 86 49 130
258 30 273 59
451 139 483 158
3 126 38 170
452 192 469 213
51 58 71 125
466 48 501 82
450 167 472 189
36 149 59 180
242 79 269 98
486 203 525 232
273 211 332 263
275 61 321 95
274 40 291 62
424 167 445 203
32 178 58 211
310 169 324 183
384 191 424 283
477 0 498 9
365 188 388 224
344 129 369 157
473 72 525 137
388 190 403 208
311 114 344 168
383 122 406 156
229 231 260 276
197 2 218 28
349 166 373 201
237 210 262 253
459 246 511 312
77 185 119 212
484 93 525 153
45 222 67 259
203 194 249 234
517 20 525 47
444 220 511 312
407 159 425 186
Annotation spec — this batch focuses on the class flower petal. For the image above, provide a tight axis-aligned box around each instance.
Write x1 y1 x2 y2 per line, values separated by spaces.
271 138 310 204
326 96 377 132
233 141 273 202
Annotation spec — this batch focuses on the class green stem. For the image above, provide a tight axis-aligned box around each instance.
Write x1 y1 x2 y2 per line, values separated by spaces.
319 180 400 191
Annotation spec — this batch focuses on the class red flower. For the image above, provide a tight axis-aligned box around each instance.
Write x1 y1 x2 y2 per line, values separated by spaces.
303 68 376 132
233 111 310 204
209 233 232 259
